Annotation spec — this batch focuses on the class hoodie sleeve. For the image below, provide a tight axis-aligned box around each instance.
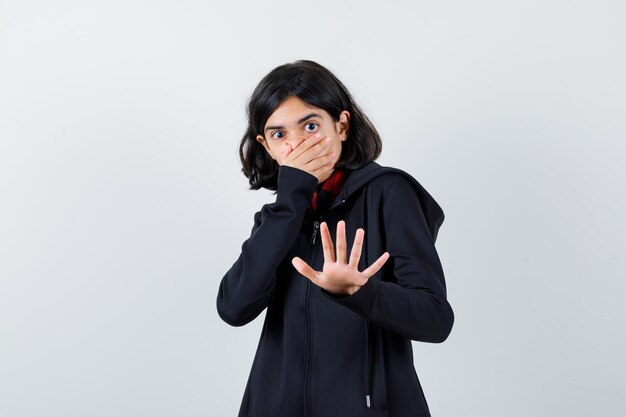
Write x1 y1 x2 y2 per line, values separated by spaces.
216 165 318 327
320 174 454 343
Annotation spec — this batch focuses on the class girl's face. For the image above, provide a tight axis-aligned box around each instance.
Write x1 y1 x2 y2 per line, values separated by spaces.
256 96 350 172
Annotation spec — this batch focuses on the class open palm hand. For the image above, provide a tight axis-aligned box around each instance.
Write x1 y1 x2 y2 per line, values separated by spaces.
291 220 390 295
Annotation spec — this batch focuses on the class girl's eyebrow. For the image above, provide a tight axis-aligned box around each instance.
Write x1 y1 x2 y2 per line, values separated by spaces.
265 113 322 132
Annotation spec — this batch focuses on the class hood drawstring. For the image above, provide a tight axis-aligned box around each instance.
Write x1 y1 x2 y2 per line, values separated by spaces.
362 185 372 409
362 186 372 409
361 185 387 413
362 185 388 413
365 319 372 408
376 323 389 414
365 320 390 412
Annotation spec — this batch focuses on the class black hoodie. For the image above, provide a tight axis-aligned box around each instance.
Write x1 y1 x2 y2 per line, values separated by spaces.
217 160 454 417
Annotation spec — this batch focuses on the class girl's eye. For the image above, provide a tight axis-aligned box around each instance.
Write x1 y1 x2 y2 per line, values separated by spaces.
304 122 319 133
270 131 285 140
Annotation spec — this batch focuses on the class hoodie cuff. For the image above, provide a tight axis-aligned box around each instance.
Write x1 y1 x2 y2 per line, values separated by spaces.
319 277 380 314
277 165 318 193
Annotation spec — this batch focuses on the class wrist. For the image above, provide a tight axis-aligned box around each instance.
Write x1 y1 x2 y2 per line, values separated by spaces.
345 277 368 295
346 286 360 295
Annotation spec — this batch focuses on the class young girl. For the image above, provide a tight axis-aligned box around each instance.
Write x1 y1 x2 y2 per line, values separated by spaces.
217 60 454 417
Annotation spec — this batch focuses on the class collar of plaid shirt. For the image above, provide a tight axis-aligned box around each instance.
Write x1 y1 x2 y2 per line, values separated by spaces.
311 168 349 215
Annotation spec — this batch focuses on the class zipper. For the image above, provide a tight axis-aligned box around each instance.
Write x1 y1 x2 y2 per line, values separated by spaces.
310 192 347 245
303 264 311 417
304 214 322 417
311 220 320 244
303 195 347 417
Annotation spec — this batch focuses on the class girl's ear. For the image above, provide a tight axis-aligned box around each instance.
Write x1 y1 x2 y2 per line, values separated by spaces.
336 110 350 141
256 135 276 160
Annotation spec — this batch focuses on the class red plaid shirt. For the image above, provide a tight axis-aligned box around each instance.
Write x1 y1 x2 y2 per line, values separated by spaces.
311 169 349 216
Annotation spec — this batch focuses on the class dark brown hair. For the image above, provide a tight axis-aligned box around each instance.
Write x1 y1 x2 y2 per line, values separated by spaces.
238 60 382 191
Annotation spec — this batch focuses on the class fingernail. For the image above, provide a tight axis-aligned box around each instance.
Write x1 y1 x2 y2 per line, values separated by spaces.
315 133 322 138
324 137 331 143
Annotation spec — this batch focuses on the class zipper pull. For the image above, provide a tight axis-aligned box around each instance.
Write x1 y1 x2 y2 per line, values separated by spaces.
365 394 371 408
311 220 320 244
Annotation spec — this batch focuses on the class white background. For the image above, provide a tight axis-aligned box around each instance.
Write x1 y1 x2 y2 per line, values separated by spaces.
1 1 624 416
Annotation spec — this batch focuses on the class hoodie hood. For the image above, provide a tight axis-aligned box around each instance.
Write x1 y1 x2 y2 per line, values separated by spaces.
329 160 445 242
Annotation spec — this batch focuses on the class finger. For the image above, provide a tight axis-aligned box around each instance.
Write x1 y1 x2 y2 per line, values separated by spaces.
304 145 335 171
314 136 334 157
305 139 337 171
320 222 335 263
292 256 320 285
306 134 332 158
336 220 347 264
361 252 390 278
308 158 335 179
302 137 334 167
289 133 327 161
349 228 364 269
